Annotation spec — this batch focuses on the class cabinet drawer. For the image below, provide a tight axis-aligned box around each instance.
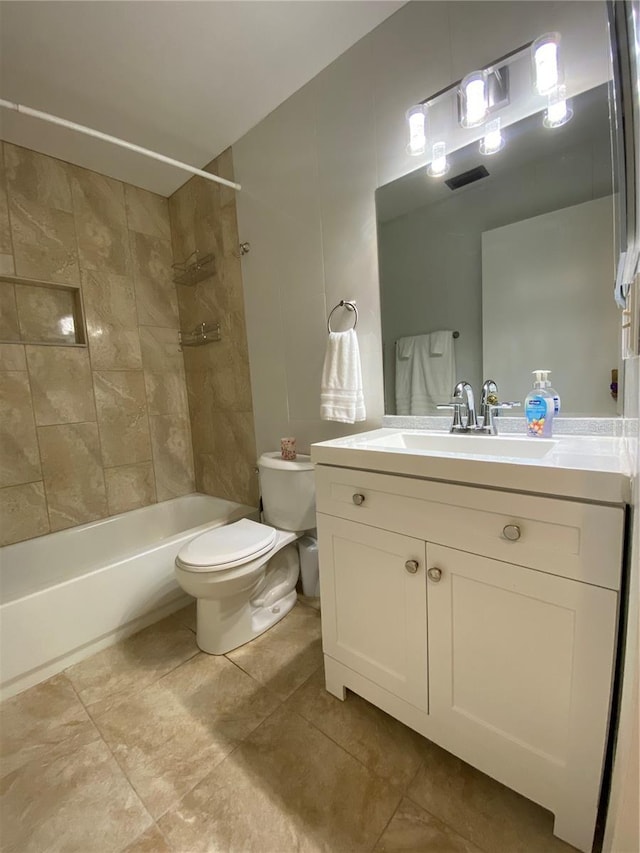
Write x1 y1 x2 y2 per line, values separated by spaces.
315 465 624 589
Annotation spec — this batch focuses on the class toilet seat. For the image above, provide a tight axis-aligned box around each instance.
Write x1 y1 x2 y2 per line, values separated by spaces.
176 519 277 573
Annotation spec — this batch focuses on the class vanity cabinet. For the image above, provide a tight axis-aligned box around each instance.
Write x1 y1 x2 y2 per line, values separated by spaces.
315 464 625 853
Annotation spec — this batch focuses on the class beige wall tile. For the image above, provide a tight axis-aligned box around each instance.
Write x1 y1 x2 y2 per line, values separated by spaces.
38 422 107 531
0 482 49 545
124 185 170 241
0 142 12 255
81 269 142 370
149 414 194 501
207 358 253 412
0 281 20 341
0 370 41 488
144 370 188 416
26 345 95 426
139 325 184 373
130 231 178 328
15 284 79 345
209 410 258 505
94 370 152 467
71 167 130 275
105 462 156 515
9 195 80 284
4 144 73 212
0 342 26 370
168 180 197 263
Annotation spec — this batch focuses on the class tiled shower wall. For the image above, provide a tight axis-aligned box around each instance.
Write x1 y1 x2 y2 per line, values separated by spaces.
0 142 195 546
169 149 258 508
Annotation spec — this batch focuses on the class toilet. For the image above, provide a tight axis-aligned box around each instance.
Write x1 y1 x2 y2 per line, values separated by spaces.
175 452 316 655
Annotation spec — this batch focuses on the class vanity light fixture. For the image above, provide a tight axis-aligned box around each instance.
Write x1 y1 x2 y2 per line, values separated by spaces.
532 33 562 95
480 117 505 155
406 104 427 155
460 71 488 127
427 141 450 177
543 85 573 128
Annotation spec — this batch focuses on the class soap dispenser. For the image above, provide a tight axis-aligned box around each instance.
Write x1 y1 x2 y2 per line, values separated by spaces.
525 370 555 437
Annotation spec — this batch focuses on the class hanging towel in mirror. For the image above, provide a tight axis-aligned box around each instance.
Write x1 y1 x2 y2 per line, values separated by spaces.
395 332 456 414
321 329 366 423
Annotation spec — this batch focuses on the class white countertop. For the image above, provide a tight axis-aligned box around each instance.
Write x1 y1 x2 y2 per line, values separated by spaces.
311 428 631 505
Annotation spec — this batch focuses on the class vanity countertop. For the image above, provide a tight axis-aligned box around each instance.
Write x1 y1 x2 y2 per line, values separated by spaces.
310 428 631 504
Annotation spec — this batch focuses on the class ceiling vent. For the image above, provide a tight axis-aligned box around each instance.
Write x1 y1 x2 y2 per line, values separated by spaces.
445 165 489 190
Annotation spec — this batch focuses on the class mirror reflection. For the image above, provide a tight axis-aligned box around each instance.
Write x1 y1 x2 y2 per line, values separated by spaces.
377 81 620 417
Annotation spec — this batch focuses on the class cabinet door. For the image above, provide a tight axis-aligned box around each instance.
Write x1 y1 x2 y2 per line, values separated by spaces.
427 543 618 848
317 513 428 711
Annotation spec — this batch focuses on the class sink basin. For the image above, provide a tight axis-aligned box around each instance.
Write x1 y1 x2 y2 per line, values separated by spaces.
366 431 557 459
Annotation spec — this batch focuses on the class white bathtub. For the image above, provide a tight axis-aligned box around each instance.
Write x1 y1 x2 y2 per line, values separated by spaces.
0 494 256 699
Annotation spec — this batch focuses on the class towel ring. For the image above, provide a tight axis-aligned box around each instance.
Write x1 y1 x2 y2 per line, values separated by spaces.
327 300 358 333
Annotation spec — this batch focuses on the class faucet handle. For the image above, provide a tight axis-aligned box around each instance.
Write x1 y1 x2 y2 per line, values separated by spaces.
489 401 521 411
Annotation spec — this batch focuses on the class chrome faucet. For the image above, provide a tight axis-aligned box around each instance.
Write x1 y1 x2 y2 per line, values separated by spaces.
437 381 478 432
439 379 520 434
477 379 521 434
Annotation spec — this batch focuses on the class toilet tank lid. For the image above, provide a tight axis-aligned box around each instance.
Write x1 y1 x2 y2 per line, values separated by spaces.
258 452 314 472
177 519 277 569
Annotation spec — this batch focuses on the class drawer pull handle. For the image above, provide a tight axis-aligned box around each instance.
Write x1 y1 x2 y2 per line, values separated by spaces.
428 567 442 582
405 560 419 574
503 524 521 541
352 493 365 506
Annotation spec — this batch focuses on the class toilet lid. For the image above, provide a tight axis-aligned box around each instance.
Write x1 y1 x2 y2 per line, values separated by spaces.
176 518 277 572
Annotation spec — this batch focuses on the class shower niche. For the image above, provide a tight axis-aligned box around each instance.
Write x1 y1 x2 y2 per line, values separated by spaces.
0 276 87 347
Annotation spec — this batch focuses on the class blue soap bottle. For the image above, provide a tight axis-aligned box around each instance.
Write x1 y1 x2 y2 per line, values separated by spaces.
525 370 555 437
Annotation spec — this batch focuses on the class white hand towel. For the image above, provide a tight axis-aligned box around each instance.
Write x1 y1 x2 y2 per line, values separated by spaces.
429 330 449 356
320 329 366 423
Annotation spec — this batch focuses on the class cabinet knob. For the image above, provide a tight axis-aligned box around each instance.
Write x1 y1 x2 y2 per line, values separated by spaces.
405 559 419 574
427 567 442 582
503 524 521 541
352 493 365 506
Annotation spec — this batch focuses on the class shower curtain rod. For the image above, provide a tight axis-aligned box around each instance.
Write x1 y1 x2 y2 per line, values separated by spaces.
0 99 242 191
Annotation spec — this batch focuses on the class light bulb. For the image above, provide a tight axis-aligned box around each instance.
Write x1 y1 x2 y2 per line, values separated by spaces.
543 86 572 128
533 33 561 95
461 71 487 128
427 141 449 177
406 105 426 156
480 118 505 155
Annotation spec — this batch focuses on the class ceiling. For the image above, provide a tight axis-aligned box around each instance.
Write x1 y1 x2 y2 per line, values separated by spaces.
0 1 403 196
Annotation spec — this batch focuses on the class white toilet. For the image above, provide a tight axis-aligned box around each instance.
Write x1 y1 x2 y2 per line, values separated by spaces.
175 452 316 655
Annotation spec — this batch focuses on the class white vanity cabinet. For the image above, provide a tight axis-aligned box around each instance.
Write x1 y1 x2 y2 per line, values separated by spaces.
315 463 625 853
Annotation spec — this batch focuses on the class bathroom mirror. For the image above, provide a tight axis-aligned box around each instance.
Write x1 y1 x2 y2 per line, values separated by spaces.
377 79 621 417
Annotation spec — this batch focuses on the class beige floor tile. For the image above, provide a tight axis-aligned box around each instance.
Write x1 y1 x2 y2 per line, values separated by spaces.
0 736 152 853
408 739 578 853
288 667 426 788
122 825 172 853
226 603 323 700
65 613 199 717
173 600 196 632
374 798 483 852
0 674 97 777
158 705 403 852
94 652 281 818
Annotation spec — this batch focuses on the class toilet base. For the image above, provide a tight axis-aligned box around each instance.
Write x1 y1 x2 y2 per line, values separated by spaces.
196 542 300 655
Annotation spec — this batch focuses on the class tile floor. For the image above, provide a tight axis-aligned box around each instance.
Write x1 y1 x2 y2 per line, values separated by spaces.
0 601 577 853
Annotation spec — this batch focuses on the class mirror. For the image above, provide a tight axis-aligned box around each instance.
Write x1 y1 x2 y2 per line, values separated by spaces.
377 55 621 417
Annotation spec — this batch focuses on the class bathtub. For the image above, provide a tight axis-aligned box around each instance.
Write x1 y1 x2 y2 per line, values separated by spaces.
0 494 256 699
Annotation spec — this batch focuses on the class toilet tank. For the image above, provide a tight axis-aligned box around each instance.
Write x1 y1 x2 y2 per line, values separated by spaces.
258 452 316 532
